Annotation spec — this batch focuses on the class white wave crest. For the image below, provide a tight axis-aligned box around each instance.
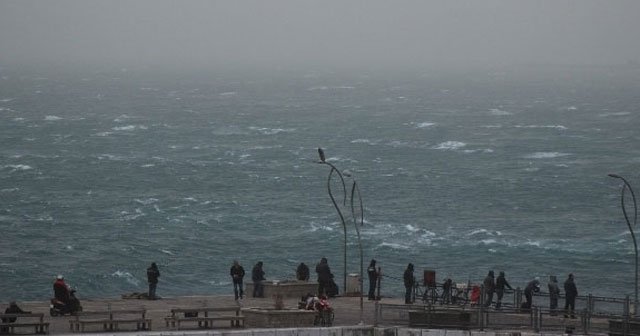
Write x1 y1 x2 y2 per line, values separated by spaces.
3 164 32 171
135 198 159 205
515 125 567 130
308 222 335 232
112 125 148 131
433 141 466 150
489 108 512 115
351 139 378 145
378 242 410 250
524 152 571 159
44 115 62 121
248 127 295 135
97 154 125 161
405 224 420 232
113 114 132 122
307 86 355 91
599 111 631 117
112 270 140 286
415 122 436 128
219 92 237 96
468 229 490 236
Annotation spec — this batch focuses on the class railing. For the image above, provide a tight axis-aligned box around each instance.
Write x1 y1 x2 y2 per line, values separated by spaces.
374 281 637 334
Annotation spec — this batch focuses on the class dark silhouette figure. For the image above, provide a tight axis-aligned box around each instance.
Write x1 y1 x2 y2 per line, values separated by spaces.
495 271 513 309
441 278 453 304
146 263 160 300
564 273 578 318
367 259 379 300
230 260 245 300
252 261 266 298
315 258 333 296
483 270 496 307
296 262 310 281
403 263 415 304
548 275 561 316
1 302 28 332
523 277 540 310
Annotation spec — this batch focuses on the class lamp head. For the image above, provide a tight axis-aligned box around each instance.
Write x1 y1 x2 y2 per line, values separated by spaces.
318 148 326 162
608 173 622 179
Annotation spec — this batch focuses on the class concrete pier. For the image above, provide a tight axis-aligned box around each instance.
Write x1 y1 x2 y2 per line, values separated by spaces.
2 295 602 335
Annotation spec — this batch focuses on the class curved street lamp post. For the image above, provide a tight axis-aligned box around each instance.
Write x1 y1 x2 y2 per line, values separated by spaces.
609 173 639 315
317 148 348 292
317 148 365 323
345 170 365 323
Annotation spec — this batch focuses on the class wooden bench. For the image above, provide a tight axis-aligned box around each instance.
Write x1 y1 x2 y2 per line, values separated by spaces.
0 313 49 334
68 309 151 332
164 307 244 330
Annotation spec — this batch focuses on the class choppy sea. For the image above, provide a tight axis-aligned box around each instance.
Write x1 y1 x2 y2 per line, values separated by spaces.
1 65 639 302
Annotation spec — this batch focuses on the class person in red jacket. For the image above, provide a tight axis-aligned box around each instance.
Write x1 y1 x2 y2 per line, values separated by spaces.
53 275 71 305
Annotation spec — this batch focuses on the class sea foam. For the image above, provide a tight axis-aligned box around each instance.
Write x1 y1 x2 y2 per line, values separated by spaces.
433 141 466 150
489 108 512 115
524 152 571 159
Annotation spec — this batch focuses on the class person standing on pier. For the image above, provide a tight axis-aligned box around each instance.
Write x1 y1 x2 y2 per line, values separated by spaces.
315 257 333 297
483 270 496 307
403 263 415 304
146 262 160 300
495 271 512 309
523 277 540 310
230 260 245 301
252 261 265 298
367 259 379 300
564 273 578 318
548 275 561 315
296 262 310 281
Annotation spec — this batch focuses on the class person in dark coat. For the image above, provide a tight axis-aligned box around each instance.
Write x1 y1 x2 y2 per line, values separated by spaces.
230 260 245 300
1 302 29 332
564 273 578 318
315 258 333 296
495 271 513 309
296 262 310 281
548 275 561 316
2 301 28 322
403 263 415 304
146 262 160 300
441 278 453 304
251 261 266 298
367 259 379 300
483 270 496 307
523 277 540 309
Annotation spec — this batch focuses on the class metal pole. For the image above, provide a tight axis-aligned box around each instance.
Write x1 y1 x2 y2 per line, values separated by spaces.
349 179 365 324
609 174 638 315
318 149 348 293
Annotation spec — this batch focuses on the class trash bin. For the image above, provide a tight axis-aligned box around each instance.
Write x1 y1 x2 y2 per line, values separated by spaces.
345 273 361 295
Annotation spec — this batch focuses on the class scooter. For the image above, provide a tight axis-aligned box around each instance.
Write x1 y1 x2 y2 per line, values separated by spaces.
49 289 82 316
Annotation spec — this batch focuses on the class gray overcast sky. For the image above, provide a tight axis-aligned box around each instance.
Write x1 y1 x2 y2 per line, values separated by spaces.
1 0 639 70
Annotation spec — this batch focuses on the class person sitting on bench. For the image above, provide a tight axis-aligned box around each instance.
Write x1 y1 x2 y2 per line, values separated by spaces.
1 301 30 332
